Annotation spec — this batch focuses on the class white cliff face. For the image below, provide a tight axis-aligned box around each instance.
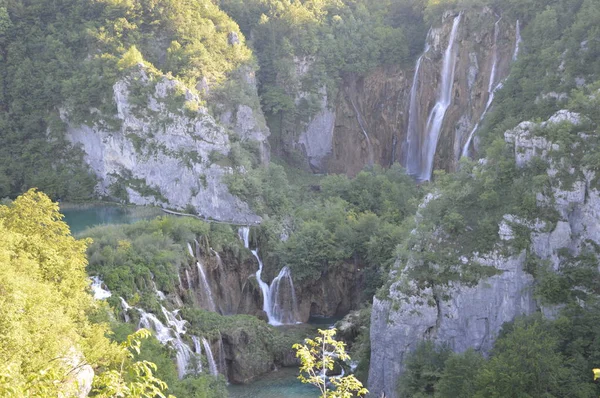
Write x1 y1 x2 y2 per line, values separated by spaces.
298 87 336 172
64 65 263 224
368 110 600 398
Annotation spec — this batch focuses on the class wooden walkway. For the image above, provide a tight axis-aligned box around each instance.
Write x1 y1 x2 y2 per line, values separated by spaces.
161 208 258 226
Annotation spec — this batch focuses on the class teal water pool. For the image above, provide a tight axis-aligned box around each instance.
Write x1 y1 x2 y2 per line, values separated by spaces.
61 204 164 234
227 367 317 398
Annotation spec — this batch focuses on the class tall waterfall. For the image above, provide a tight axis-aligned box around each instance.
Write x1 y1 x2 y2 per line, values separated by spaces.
513 20 522 61
202 337 219 376
217 332 228 380
461 17 503 158
405 40 431 176
238 227 300 325
348 94 374 166
419 13 462 181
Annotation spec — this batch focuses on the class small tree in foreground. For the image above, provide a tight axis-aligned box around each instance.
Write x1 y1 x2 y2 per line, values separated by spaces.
293 328 368 398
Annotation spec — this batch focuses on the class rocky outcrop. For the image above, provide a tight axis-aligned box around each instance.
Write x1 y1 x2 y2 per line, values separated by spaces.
288 8 518 177
368 110 600 397
65 64 268 224
295 262 363 322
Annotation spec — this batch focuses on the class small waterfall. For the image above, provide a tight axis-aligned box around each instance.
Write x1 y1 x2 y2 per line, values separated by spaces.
192 335 203 373
185 268 192 290
269 267 299 325
238 227 299 326
197 261 217 312
202 337 219 376
405 40 431 176
90 276 112 300
119 297 131 323
420 13 462 181
513 20 522 61
348 94 374 166
462 17 503 158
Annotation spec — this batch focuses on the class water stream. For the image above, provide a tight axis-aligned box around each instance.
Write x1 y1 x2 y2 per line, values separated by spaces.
461 16 503 158
420 13 463 181
513 20 522 61
238 227 299 325
405 39 431 176
202 337 219 376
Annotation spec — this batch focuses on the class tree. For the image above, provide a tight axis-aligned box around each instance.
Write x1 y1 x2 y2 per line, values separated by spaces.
0 189 171 397
293 328 368 398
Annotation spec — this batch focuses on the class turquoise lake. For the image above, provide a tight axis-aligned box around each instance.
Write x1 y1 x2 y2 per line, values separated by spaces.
61 204 165 234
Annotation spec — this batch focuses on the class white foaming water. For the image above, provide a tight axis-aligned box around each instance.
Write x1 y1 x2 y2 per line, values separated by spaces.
119 297 131 323
405 38 431 176
462 16 503 158
420 13 462 181
90 276 111 300
238 227 299 326
185 268 192 290
202 337 219 376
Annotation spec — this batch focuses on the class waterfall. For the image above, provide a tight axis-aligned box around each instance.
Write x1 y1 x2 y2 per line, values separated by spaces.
269 267 299 325
137 307 195 379
238 227 299 325
348 94 374 166
461 17 503 158
513 20 522 61
185 241 218 312
420 13 462 181
192 335 203 373
119 297 131 323
202 337 219 376
405 40 431 176
197 261 217 312
90 276 111 300
185 268 192 290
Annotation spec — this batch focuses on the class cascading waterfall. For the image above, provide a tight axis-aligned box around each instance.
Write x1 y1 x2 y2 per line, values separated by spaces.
202 337 219 376
137 306 196 378
461 17 503 158
348 94 374 166
269 266 299 325
513 20 522 61
238 227 299 326
404 40 431 176
120 297 205 378
419 13 462 181
90 276 112 300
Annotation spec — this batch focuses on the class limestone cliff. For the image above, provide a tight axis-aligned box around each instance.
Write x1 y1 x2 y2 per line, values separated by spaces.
291 8 518 177
65 65 268 224
368 110 600 398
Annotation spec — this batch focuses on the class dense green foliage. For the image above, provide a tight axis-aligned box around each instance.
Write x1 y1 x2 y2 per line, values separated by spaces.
0 190 172 397
398 312 600 397
0 0 252 201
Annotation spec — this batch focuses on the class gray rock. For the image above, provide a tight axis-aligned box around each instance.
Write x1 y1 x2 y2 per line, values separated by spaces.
64 66 262 224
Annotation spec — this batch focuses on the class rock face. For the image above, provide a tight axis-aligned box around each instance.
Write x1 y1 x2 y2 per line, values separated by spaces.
368 110 600 398
65 65 268 224
288 8 518 177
